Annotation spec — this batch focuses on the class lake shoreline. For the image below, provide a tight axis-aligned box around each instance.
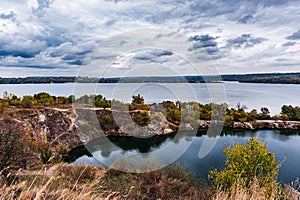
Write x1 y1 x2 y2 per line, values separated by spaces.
1 105 299 146
1 105 300 186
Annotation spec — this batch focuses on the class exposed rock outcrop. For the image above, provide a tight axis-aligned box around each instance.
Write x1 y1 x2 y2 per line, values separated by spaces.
0 106 81 151
1 105 300 153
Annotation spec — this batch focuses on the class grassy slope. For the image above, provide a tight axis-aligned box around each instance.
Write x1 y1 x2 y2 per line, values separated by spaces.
1 163 299 200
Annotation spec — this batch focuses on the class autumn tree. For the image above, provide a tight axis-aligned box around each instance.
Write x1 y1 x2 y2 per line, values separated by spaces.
132 94 144 105
21 96 34 108
209 137 281 196
281 105 300 120
34 92 54 105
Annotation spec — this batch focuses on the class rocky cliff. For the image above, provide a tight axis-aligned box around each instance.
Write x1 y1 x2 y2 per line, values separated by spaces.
1 105 300 152
0 106 81 152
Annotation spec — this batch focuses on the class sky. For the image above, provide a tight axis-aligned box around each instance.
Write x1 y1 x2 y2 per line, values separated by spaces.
0 0 300 77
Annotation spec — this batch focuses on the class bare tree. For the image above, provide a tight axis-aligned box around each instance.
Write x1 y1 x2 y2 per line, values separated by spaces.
236 102 248 110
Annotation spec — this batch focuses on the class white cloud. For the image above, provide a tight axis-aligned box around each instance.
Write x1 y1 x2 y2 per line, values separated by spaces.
0 0 300 77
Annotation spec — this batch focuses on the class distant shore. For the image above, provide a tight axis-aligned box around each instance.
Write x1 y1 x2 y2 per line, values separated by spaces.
1 72 300 84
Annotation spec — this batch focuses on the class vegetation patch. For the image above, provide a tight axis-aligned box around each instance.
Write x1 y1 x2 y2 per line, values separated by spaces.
209 137 287 199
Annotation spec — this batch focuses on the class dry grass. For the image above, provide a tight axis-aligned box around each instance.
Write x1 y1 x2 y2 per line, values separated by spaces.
211 178 300 200
285 178 300 200
0 181 97 200
0 163 212 200
1 163 299 200
96 164 212 200
0 164 103 200
212 182 278 200
96 160 212 199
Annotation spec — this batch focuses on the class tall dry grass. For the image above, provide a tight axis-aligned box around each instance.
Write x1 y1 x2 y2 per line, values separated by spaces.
0 163 212 200
285 178 300 200
96 163 212 200
211 178 300 200
0 164 103 200
0 163 299 200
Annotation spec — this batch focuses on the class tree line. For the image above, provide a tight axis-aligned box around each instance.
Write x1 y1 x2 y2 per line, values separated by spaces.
1 92 300 123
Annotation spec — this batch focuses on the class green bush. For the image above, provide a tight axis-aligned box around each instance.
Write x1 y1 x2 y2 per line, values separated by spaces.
281 105 300 120
40 146 53 164
21 97 32 108
209 137 281 195
167 108 181 125
136 111 150 126
103 115 112 124
0 99 8 113
131 94 144 105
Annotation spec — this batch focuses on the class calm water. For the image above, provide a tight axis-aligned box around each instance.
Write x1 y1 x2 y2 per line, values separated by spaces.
2 82 299 183
1 82 300 114
70 130 300 184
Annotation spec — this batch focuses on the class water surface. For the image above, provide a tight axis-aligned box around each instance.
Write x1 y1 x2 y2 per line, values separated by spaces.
70 130 300 184
1 82 300 114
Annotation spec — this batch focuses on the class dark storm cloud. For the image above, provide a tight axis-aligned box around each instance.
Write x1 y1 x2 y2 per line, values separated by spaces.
282 41 296 46
189 35 218 48
61 50 92 65
188 34 220 58
227 34 266 48
152 50 173 57
286 29 300 40
0 50 36 58
1 64 61 69
0 11 16 20
238 15 255 24
67 60 83 65
134 50 173 62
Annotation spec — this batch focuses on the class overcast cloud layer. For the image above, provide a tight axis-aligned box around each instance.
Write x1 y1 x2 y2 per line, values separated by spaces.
0 0 300 77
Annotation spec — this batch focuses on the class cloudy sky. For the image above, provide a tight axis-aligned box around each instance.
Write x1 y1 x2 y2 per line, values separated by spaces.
1 0 300 77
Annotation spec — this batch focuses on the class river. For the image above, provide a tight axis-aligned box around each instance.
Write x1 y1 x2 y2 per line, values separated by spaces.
0 82 300 114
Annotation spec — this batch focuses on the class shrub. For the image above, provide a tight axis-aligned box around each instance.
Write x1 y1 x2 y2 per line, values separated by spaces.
281 105 300 120
103 115 112 124
21 96 34 108
0 99 8 113
34 92 55 105
135 111 150 126
167 108 181 125
40 146 53 164
97 160 210 199
209 137 282 197
131 94 144 105
0 118 29 170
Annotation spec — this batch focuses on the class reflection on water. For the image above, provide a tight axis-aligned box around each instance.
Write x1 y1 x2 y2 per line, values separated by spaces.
69 129 300 183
